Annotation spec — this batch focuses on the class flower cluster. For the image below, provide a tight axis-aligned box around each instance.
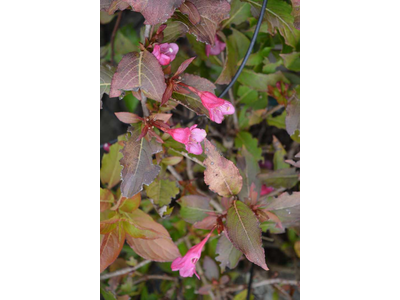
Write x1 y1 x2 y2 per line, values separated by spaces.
167 125 206 155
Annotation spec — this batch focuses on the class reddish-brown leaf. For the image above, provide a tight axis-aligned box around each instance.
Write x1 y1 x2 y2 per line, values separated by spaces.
100 223 126 272
193 215 218 230
173 57 196 78
115 112 143 124
180 1 201 25
110 50 167 102
126 0 185 25
161 82 175 106
120 125 162 198
173 0 231 45
124 209 180 261
203 139 243 197
226 200 268 270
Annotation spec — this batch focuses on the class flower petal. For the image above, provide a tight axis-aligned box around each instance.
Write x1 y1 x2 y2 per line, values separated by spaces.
168 128 191 144
186 142 203 155
212 108 225 124
220 101 235 116
190 128 206 142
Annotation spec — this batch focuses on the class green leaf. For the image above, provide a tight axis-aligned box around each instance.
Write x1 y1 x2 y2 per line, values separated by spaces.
216 29 250 84
234 132 263 162
120 125 162 198
258 168 299 189
158 19 188 43
178 195 213 223
215 233 243 272
237 146 262 202
203 139 243 197
245 0 300 49
280 52 300 71
267 111 286 129
100 287 117 300
100 135 126 189
286 94 300 136
145 178 179 207
237 86 258 105
161 156 183 166
238 69 287 91
100 188 115 212
171 73 214 118
234 289 254 300
272 136 290 170
226 200 268 270
262 57 283 74
122 92 140 113
222 0 252 28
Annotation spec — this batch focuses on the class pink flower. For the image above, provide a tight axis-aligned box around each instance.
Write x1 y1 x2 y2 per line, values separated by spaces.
261 184 274 196
205 35 226 57
152 43 179 65
196 91 235 124
167 125 206 155
171 232 212 279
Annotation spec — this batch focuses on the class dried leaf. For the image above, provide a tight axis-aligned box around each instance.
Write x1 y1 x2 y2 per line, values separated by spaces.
225 201 268 270
100 223 126 272
173 0 230 45
172 73 215 117
203 139 243 197
178 195 213 223
215 233 242 272
120 125 162 198
110 50 167 102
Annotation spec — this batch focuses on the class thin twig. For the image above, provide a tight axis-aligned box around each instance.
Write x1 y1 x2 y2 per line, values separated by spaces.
167 165 184 181
169 148 205 167
265 104 284 117
131 274 178 286
228 88 239 131
110 11 123 66
140 91 149 117
224 279 299 293
100 260 151 280
186 158 194 181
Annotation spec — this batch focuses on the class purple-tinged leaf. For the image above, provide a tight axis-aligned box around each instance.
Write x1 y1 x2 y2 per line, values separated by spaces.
225 200 268 270
203 139 243 197
258 168 299 189
115 112 143 124
285 95 300 136
180 1 201 25
215 233 242 272
101 0 129 15
100 64 115 108
120 125 162 198
110 50 167 102
203 256 219 281
193 215 218 230
237 146 262 202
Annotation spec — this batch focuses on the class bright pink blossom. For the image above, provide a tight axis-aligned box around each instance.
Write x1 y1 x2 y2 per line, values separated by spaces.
152 43 179 65
167 125 206 155
261 184 274 196
196 91 235 124
205 35 226 57
171 232 212 279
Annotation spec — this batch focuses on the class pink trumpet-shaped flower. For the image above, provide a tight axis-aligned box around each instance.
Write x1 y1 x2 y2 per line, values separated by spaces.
196 91 235 124
152 43 179 65
167 125 206 155
171 232 212 279
205 35 226 57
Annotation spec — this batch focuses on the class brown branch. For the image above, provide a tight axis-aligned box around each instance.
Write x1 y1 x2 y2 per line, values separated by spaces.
100 259 151 280
131 274 178 286
110 11 123 66
169 148 205 167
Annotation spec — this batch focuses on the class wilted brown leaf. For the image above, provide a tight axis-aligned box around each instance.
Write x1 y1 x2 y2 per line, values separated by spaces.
203 139 243 197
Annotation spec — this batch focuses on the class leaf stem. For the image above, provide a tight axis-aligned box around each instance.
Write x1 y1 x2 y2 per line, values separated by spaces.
110 11 123 66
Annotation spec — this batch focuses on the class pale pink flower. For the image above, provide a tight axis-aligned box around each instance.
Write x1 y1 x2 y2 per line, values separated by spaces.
205 35 226 57
196 91 235 124
152 43 179 65
167 125 206 155
261 184 274 196
171 232 212 279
